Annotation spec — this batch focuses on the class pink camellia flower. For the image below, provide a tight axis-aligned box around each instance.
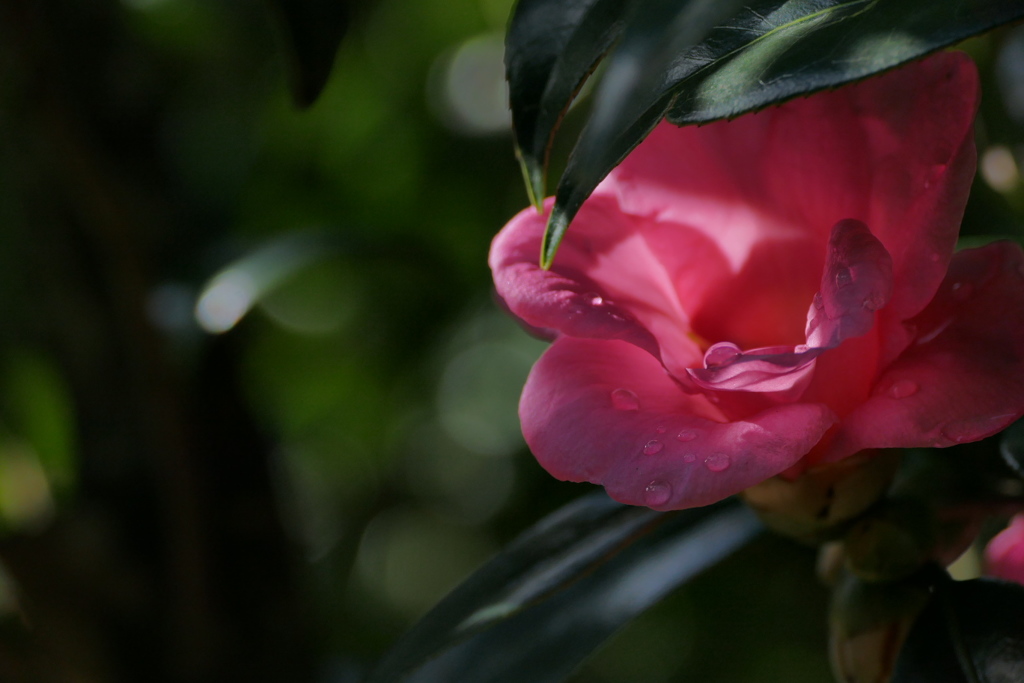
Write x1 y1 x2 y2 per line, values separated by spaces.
986 515 1024 585
490 52 1024 511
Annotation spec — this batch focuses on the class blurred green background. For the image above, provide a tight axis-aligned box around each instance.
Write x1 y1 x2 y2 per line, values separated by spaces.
0 1 1022 681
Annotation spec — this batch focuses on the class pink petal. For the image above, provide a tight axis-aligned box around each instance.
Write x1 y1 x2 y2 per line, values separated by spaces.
687 220 892 411
492 53 977 377
860 54 979 331
685 237 823 349
824 242 1024 460
490 196 662 356
494 53 987 507
600 52 977 357
520 337 836 510
985 515 1024 585
806 219 893 348
688 341 818 399
490 195 712 378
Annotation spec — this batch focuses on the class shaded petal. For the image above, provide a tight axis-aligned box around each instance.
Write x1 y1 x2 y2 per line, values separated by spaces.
686 237 823 349
688 341 818 399
806 219 893 348
825 242 1024 460
490 197 661 357
861 53 979 329
600 52 978 350
986 515 1024 585
520 337 836 510
490 196 707 377
688 220 891 406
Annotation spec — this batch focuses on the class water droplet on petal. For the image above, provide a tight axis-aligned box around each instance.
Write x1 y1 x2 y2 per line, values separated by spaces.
940 421 973 444
705 453 731 472
643 481 672 507
933 146 953 166
862 292 886 311
676 429 697 442
951 281 972 301
887 379 918 399
643 440 664 455
584 292 604 306
940 414 1016 444
655 425 666 435
705 342 741 368
610 388 640 411
683 454 696 463
835 267 853 288
914 318 953 345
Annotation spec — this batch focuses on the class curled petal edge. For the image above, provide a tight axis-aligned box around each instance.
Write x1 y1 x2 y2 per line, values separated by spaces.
521 337 837 510
688 219 893 402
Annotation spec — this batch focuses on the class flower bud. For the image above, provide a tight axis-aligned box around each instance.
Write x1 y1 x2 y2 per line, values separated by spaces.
844 499 935 582
742 450 901 543
829 569 931 683
985 514 1024 584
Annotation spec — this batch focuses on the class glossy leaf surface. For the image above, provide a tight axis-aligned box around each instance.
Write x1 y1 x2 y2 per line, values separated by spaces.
1001 419 1024 478
541 0 748 267
892 576 1024 683
505 0 639 208
368 494 760 683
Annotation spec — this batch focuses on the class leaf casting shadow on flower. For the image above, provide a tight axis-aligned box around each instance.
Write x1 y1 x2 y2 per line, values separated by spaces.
503 0 1024 267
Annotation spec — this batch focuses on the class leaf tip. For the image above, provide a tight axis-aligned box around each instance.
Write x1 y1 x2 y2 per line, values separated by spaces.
516 148 546 212
540 206 569 270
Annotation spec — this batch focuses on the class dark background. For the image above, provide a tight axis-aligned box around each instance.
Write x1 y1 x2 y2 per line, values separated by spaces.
0 1 1021 681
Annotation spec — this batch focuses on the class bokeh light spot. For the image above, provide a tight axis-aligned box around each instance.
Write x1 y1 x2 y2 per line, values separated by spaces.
428 33 510 136
195 269 258 334
980 145 1020 193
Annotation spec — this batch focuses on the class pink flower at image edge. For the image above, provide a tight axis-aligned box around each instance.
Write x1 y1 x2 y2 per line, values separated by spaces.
986 515 1024 585
490 52 1024 511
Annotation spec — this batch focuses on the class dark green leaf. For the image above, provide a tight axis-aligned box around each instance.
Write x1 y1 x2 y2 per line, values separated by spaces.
268 0 353 107
1001 418 1024 478
666 1 1024 125
537 0 1024 267
540 0 749 267
505 0 639 209
367 492 655 683
892 576 1024 683
368 494 760 683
